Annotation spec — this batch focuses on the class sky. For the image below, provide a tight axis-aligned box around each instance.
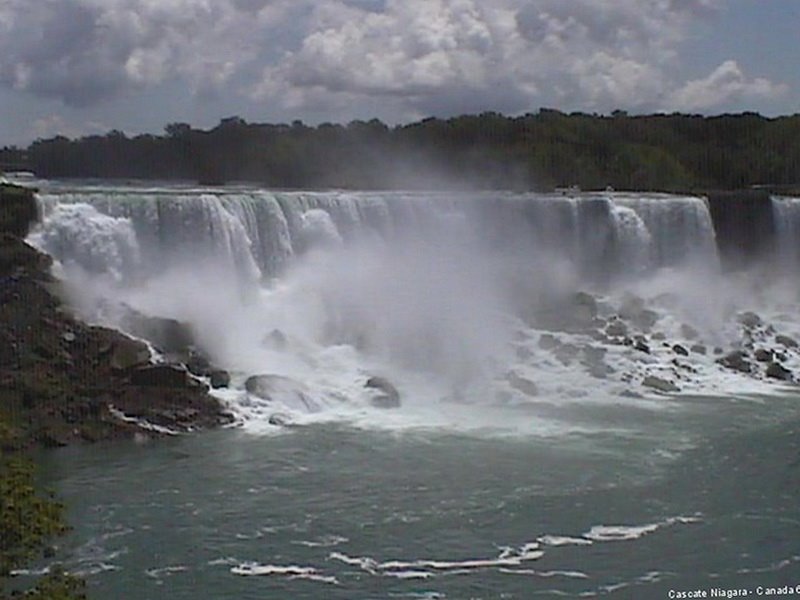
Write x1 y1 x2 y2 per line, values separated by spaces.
1 0 798 146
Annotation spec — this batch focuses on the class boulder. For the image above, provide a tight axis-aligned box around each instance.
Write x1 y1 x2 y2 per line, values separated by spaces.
505 372 538 396
245 374 320 412
738 312 762 329
717 350 752 374
538 334 559 350
209 370 230 389
605 319 628 338
263 329 288 350
365 376 401 408
766 362 792 381
775 334 799 349
672 344 689 357
680 324 699 340
642 375 679 393
754 348 773 363
690 344 707 355
126 313 194 354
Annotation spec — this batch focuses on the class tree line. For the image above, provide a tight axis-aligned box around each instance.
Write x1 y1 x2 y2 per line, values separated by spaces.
2 110 799 191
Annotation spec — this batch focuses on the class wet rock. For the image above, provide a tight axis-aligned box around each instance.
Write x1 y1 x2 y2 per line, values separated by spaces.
554 343 579 365
642 375 679 393
129 364 191 388
776 334 799 349
109 338 151 371
582 346 607 363
691 344 707 355
738 312 762 329
651 332 666 341
263 328 288 350
754 348 773 363
680 324 699 340
515 345 533 361
634 340 650 354
538 334 559 350
672 344 689 357
209 370 230 389
605 319 628 338
572 291 598 322
365 376 401 408
766 361 792 381
714 347 724 355
718 350 752 374
505 372 538 396
123 311 194 354
246 374 320 412
589 363 615 378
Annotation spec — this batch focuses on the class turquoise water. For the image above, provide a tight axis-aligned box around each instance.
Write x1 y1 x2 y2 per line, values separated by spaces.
31 394 800 599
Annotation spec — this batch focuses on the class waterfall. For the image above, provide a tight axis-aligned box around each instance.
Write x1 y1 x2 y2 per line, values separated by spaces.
31 186 721 287
771 196 800 267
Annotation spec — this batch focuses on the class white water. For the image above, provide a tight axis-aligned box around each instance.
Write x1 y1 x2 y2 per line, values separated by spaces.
27 183 800 437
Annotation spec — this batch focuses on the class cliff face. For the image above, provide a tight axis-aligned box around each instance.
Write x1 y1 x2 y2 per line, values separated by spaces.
0 184 233 450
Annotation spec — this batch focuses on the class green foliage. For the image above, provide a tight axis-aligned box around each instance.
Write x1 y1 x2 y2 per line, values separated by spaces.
2 570 87 600
15 111 800 190
0 458 67 578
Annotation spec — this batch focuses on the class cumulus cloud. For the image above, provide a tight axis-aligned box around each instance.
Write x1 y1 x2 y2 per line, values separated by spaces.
0 0 788 116
668 60 788 111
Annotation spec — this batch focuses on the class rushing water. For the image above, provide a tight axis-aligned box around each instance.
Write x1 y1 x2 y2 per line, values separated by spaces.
14 180 800 597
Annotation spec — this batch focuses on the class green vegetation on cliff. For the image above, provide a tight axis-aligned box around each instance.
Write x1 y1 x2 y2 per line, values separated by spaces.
2 110 799 189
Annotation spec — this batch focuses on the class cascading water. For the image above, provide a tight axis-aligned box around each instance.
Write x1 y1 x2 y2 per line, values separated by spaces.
27 182 800 433
771 195 800 268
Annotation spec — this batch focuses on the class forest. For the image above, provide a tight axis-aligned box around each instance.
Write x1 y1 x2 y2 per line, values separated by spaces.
2 110 799 191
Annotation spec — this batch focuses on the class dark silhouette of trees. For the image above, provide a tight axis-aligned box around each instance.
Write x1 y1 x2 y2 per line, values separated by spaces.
6 110 799 190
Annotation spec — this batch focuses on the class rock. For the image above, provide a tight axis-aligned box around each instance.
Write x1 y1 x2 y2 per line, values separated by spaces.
605 319 628 338
554 343 579 364
515 345 533 361
538 333 559 350
245 374 320 412
738 312 762 329
132 315 194 354
620 295 658 331
634 340 650 354
109 338 151 371
505 372 538 396
651 332 666 341
582 346 607 363
718 350 752 374
691 344 707 355
776 334 799 349
365 376 401 408
680 324 699 340
263 329 288 350
714 347 724 355
572 291 598 323
672 344 689 356
185 350 213 377
754 348 773 363
129 364 190 388
209 370 230 389
642 375 679 393
268 413 293 427
766 361 792 381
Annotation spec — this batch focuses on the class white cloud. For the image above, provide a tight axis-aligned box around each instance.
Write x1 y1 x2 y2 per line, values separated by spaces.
668 60 788 111
0 0 789 117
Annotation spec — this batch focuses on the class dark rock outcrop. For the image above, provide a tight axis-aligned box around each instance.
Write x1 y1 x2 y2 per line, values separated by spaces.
766 361 792 381
0 185 232 448
365 376 401 408
717 350 752 374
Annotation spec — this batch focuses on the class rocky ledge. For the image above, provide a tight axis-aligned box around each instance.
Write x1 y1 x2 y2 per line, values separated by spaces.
0 184 233 449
